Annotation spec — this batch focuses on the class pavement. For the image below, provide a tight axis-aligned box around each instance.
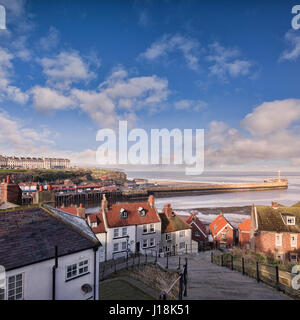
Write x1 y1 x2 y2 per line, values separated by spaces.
158 251 291 300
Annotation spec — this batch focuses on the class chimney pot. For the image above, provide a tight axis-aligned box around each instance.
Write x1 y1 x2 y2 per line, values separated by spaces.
148 194 155 207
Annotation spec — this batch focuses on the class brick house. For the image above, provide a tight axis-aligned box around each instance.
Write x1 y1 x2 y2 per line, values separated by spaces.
210 213 235 249
238 218 251 249
185 212 208 250
250 202 300 263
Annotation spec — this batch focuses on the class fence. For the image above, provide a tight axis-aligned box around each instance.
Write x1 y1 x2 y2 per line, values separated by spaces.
99 253 189 300
211 252 300 299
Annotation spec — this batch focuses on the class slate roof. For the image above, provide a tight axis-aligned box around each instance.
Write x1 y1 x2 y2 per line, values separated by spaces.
185 212 207 237
0 206 100 271
255 205 300 233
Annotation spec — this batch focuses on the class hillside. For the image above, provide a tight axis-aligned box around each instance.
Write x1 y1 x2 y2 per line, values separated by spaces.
0 169 127 185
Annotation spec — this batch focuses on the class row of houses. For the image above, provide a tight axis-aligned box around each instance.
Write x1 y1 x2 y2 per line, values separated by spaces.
0 155 70 169
196 201 300 264
57 195 195 261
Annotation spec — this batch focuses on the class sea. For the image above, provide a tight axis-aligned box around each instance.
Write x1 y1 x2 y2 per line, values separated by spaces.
87 170 300 227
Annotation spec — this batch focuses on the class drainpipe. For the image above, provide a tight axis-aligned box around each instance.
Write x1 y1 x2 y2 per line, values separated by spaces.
52 246 58 300
93 246 98 300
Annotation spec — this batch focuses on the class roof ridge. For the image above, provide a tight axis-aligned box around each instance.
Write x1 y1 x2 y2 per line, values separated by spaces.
42 205 100 247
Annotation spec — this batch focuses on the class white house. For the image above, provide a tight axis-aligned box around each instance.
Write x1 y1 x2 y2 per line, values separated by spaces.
0 205 101 300
159 204 193 255
101 195 162 260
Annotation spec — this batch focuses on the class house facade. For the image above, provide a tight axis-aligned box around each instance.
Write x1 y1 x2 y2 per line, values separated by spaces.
250 202 300 263
0 206 100 300
210 213 235 249
185 212 208 250
159 204 193 255
101 195 162 260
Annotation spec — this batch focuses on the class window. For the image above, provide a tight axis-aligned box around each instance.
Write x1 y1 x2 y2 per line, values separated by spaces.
179 230 185 237
150 224 155 233
114 228 119 238
143 225 148 233
221 233 226 240
149 238 155 247
122 227 127 237
195 231 201 237
179 242 185 250
166 233 171 241
275 233 282 247
291 234 297 247
113 243 119 252
138 207 146 217
290 254 298 264
287 216 296 225
142 239 148 248
121 241 127 251
120 208 128 219
78 260 89 275
7 274 23 300
66 264 77 279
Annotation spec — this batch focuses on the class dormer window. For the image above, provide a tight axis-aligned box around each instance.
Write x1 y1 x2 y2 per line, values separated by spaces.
287 216 296 225
138 207 146 217
120 208 128 219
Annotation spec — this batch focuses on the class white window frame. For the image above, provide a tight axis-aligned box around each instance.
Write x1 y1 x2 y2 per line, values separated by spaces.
275 233 282 247
166 233 171 241
179 230 185 238
113 228 119 238
290 253 298 263
149 238 155 247
122 227 127 237
113 243 119 252
291 234 297 248
150 224 155 233
66 260 89 281
7 273 24 300
142 239 148 248
143 225 148 234
287 217 296 225
121 241 127 251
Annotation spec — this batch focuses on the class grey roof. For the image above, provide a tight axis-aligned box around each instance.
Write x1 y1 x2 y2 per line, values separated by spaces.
0 206 100 271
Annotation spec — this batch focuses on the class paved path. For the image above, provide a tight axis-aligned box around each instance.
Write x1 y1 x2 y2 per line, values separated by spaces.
158 251 291 300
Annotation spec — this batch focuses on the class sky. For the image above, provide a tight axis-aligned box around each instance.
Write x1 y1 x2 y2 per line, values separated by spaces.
0 0 300 172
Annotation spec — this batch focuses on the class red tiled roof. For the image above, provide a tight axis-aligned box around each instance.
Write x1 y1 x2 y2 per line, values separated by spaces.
186 212 207 237
210 213 233 237
89 212 107 234
104 201 160 228
238 218 251 232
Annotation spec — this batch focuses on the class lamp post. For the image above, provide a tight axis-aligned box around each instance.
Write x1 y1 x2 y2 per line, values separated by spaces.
126 235 129 260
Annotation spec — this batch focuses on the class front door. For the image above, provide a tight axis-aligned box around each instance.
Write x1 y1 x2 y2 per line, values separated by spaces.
136 242 140 253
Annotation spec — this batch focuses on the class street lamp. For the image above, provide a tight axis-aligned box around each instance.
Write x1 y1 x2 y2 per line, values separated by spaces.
126 235 130 260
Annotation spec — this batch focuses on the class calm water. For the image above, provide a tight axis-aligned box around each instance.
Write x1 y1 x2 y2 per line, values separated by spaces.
87 170 300 226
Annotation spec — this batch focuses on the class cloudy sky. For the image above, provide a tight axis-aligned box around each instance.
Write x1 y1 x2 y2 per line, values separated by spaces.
0 0 300 171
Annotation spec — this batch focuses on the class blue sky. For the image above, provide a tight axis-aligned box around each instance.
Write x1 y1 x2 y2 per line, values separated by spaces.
0 0 300 171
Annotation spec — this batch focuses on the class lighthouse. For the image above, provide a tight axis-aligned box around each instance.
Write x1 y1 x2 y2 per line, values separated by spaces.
278 170 281 182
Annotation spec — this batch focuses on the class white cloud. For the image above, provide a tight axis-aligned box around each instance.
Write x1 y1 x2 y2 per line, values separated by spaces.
241 99 300 136
205 99 300 167
0 111 54 155
207 42 252 79
279 30 300 61
38 26 60 51
38 51 98 89
174 99 207 112
140 34 200 71
0 47 29 104
30 86 76 112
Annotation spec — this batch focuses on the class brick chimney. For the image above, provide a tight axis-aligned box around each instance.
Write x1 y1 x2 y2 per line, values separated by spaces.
6 175 11 184
191 212 197 220
39 185 44 192
101 194 108 213
272 201 278 210
76 203 86 219
219 212 223 217
48 184 52 191
163 203 173 218
148 194 155 208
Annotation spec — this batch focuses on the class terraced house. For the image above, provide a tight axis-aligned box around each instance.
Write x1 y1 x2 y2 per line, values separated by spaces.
250 202 300 263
